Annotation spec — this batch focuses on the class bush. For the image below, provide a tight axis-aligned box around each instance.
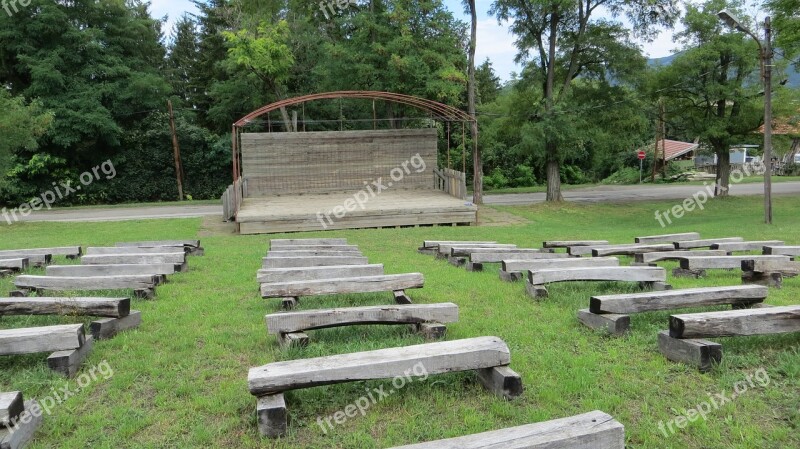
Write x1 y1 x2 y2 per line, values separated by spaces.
601 167 642 184
560 165 589 185
508 164 536 187
784 162 800 176
484 167 509 189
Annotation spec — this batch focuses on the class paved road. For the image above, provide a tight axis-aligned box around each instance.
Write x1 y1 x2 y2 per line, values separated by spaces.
484 182 800 206
8 182 799 223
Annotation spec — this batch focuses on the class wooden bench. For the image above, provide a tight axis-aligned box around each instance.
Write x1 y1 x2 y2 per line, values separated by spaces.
82 253 187 272
418 240 497 255
763 245 800 257
267 250 363 258
578 285 768 335
257 264 384 284
262 256 369 269
543 240 609 249
633 250 727 265
247 336 522 437
659 305 800 371
710 240 785 252
673 237 744 249
386 410 624 449
568 244 617 256
674 255 791 278
0 397 43 449
455 250 569 271
525 267 669 298
634 232 701 244
0 253 50 268
13 275 158 299
47 264 176 283
0 297 141 341
741 258 800 287
0 247 82 260
260 274 424 305
0 259 28 278
270 238 348 247
265 303 459 347
0 392 23 428
437 244 517 261
499 257 620 282
0 324 92 377
116 240 203 256
591 244 675 257
85 246 185 255
269 244 360 252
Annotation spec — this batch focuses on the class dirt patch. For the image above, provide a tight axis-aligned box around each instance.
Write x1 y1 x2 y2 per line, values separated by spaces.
199 215 237 237
476 206 530 227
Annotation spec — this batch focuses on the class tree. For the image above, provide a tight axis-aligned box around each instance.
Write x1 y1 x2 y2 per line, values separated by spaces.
490 0 678 201
475 59 503 104
0 90 54 157
168 15 202 109
463 0 482 204
767 0 799 65
655 0 766 196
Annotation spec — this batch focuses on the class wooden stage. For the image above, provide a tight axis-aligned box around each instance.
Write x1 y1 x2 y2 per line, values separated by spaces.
236 190 477 235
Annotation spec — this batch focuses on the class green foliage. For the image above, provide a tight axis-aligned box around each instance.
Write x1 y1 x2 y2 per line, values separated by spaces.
484 167 509 189
601 166 642 184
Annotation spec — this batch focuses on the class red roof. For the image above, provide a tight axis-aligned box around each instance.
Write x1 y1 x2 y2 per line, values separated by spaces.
758 116 800 135
642 139 700 161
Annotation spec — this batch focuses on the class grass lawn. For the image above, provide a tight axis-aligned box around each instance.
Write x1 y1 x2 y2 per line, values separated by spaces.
1 195 799 448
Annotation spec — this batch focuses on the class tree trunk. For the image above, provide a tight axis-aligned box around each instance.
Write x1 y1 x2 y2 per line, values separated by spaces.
715 146 731 197
545 145 563 201
467 0 482 205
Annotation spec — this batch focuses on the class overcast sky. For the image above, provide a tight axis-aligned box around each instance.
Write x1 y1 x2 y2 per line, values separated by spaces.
149 0 685 82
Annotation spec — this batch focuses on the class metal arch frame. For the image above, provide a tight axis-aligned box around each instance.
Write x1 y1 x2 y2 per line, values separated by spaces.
230 91 477 182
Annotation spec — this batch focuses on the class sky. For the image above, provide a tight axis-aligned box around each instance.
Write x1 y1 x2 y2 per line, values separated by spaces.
149 0 685 82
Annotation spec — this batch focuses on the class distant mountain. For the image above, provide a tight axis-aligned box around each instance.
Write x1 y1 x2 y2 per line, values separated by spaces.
647 54 799 87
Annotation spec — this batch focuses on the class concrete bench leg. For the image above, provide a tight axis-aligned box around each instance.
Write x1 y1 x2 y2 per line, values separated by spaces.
641 281 672 291
281 297 300 310
47 336 95 377
90 311 142 340
257 394 287 438
413 322 447 340
465 262 483 272
499 270 522 282
448 256 466 267
278 332 310 349
673 268 705 278
0 400 43 449
576 309 630 336
657 331 721 372
477 366 523 400
393 290 413 304
742 271 783 288
525 283 548 299
134 288 155 300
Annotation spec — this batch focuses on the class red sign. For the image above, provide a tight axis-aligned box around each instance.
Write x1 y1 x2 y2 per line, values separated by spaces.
638 151 646 160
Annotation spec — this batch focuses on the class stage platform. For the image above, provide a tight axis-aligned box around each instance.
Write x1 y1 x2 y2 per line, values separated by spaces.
236 190 477 235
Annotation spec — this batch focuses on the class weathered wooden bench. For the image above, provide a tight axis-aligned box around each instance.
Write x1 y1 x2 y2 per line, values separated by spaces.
741 258 800 287
47 264 176 283
266 250 363 258
634 232 701 244
578 285 768 335
673 237 744 249
261 273 424 305
0 395 43 449
763 245 800 257
269 244 360 253
710 240 785 252
525 267 669 298
247 336 522 437
499 257 620 282
568 244 618 256
418 240 497 255
262 256 370 269
543 240 609 249
13 275 159 299
659 305 800 371
437 243 517 260
0 297 141 341
85 246 185 255
674 255 791 278
633 250 727 265
0 259 28 278
0 324 92 377
82 253 187 272
116 240 203 256
270 238 348 247
386 410 624 449
266 303 459 347
453 249 569 271
591 244 676 257
257 264 384 284
0 247 82 261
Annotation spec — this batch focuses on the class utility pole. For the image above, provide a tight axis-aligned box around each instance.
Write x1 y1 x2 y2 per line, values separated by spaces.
167 100 184 201
763 17 773 224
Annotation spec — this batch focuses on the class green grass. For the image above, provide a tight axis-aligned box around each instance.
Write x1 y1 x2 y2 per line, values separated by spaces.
1 196 799 448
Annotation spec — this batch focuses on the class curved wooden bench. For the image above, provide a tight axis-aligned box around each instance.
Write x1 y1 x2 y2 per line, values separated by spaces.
266 303 459 346
14 275 158 299
525 267 668 298
460 250 569 271
673 237 743 249
387 410 624 449
591 244 675 257
710 240 784 252
262 256 369 269
634 250 726 265
674 255 790 278
500 257 619 282
578 285 768 335
418 240 497 255
260 273 424 305
247 336 522 437
82 253 187 272
634 232 700 244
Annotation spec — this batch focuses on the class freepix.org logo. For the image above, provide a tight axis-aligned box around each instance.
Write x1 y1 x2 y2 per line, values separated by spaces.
2 0 30 17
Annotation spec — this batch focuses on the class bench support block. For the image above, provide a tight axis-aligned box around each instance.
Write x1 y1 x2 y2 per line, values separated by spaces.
447 256 466 267
414 322 447 340
278 332 310 349
641 281 672 291
90 311 142 340
657 331 721 372
498 270 523 282
417 248 437 256
0 401 43 449
47 336 95 377
576 309 630 336
525 283 549 299
673 268 705 278
257 394 287 438
477 366 523 400
393 290 412 304
742 271 783 288
134 288 155 300
280 297 300 310
465 262 483 272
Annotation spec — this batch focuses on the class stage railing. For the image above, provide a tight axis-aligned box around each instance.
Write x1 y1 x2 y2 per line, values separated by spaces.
434 168 468 201
221 177 244 221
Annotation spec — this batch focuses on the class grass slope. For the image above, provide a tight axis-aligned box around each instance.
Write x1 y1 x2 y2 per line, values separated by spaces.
0 196 798 448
